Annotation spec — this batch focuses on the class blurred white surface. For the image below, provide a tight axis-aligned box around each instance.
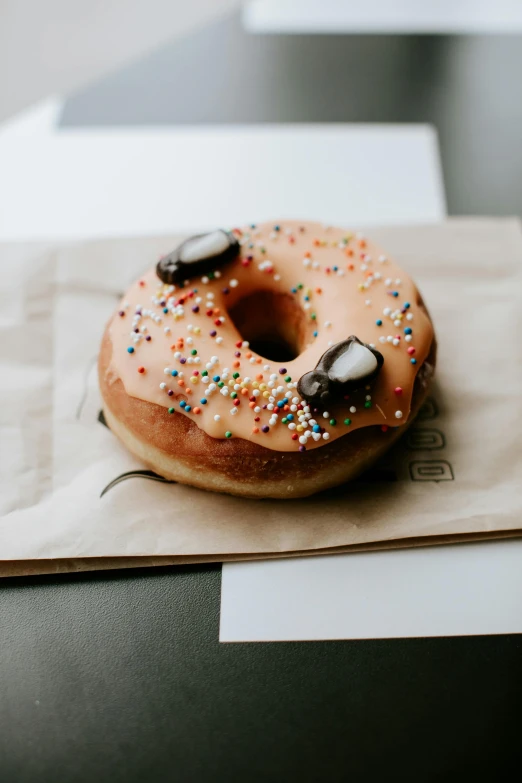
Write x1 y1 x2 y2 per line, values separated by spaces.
0 121 445 241
220 541 522 641
0 0 238 122
243 0 522 34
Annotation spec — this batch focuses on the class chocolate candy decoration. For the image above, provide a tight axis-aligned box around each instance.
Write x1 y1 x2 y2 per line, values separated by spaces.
297 336 384 405
156 229 240 284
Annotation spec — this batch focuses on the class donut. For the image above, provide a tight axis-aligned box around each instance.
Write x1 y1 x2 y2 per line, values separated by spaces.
99 221 436 498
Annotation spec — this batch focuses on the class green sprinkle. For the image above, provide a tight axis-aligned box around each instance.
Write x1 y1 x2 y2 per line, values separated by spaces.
329 418 337 426
364 401 372 409
344 418 352 426
282 417 288 424
311 313 317 320
168 407 175 414
202 370 208 376
230 392 237 399
225 431 232 439
260 247 266 254
208 272 215 280
233 372 240 379
297 283 303 290
191 349 197 355
285 375 291 382
218 381 225 388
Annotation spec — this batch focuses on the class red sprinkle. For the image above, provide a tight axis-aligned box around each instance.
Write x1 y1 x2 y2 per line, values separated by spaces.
137 366 145 374
407 347 416 355
381 425 389 432
394 387 403 395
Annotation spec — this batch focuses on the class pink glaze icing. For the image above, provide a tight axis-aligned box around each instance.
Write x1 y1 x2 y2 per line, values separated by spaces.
107 221 434 452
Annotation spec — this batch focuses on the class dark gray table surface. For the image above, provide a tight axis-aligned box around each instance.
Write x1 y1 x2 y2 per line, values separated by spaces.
2 12 521 782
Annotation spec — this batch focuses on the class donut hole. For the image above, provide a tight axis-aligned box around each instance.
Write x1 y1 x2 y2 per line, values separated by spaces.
229 290 309 362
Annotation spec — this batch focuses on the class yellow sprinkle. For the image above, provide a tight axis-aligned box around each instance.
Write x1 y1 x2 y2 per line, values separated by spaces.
190 376 198 384
263 391 270 398
193 327 201 335
252 381 259 389
358 283 365 291
259 383 267 391
296 425 304 432
228 379 235 387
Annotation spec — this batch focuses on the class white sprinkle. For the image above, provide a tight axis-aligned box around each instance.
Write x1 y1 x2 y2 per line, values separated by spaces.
290 404 297 412
288 422 296 430
406 313 414 321
365 300 371 307
405 334 413 342
164 367 171 375
395 410 403 419
395 278 401 285
299 436 307 445
383 308 391 316
322 412 330 419
159 383 166 390
387 336 394 343
303 258 311 268
208 383 216 391
216 337 224 344
229 279 238 288
230 408 238 416
164 327 171 334
322 432 330 440
202 376 210 384
350 406 357 413
267 403 274 411
361 264 367 272
392 338 400 346
254 406 261 413
202 276 209 284
274 274 281 281
214 270 221 278
385 278 392 286
214 414 221 422
312 432 321 442
378 255 387 263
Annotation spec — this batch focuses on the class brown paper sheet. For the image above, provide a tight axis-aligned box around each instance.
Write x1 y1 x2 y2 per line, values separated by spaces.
1 219 522 576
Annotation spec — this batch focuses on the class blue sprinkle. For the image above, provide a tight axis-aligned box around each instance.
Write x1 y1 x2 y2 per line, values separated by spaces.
185 405 191 412
313 425 321 433
313 330 318 337
277 400 285 408
291 287 297 294
392 291 399 297
404 302 411 309
200 398 207 405
304 295 310 301
274 225 281 231
282 398 289 404
213 375 220 382
333 266 338 272
376 319 383 326
163 307 168 313
404 327 412 335
250 224 256 229
179 400 186 408
127 346 134 353
171 370 178 376
410 358 417 365
286 414 294 421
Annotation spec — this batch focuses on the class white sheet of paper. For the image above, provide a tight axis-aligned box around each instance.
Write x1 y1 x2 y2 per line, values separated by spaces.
243 0 522 34
220 541 522 641
0 122 444 241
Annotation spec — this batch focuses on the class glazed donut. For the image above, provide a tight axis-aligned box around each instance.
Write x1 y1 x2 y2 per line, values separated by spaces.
99 221 435 498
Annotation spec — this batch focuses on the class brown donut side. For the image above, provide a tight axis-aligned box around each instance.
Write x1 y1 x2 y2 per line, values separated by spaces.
98 326 436 499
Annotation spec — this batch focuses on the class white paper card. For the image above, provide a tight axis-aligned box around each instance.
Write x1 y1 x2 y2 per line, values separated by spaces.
220 541 522 641
0 124 444 241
